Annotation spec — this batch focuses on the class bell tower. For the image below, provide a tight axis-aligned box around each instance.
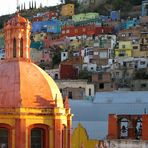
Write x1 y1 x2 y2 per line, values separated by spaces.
4 13 31 60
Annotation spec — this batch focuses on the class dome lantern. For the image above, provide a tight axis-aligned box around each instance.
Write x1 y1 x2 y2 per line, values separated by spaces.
4 13 31 60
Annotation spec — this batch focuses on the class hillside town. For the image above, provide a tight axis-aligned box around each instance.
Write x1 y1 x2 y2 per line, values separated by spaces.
0 0 148 147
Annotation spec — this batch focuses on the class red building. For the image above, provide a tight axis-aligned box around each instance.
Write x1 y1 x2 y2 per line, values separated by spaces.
108 114 148 140
61 24 113 37
60 64 78 79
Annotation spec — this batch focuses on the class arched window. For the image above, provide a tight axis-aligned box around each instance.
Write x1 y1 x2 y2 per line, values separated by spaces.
120 118 129 139
0 124 12 148
31 128 44 148
135 117 142 139
13 38 16 58
62 125 66 148
20 38 23 57
0 128 9 148
28 124 49 148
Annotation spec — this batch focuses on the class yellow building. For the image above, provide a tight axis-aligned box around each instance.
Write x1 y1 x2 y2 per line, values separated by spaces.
72 123 99 148
0 13 72 148
61 4 75 17
115 41 132 59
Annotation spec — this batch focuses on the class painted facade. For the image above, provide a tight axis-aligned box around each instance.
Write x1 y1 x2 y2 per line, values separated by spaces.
115 41 132 59
108 114 148 140
1 13 72 148
61 25 113 37
110 11 120 21
120 19 139 30
72 13 99 22
61 4 75 17
32 20 61 33
55 79 95 100
92 72 115 92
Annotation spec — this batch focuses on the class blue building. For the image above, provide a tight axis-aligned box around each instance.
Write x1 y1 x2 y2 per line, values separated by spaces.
110 11 120 21
120 18 139 30
32 19 61 33
141 0 148 16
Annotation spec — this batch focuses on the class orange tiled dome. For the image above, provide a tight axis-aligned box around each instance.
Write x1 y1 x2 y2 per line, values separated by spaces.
0 60 63 108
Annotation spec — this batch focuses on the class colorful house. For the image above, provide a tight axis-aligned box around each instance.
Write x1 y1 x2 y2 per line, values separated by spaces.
61 24 113 37
110 10 120 21
32 19 61 33
61 4 75 17
1 13 72 148
115 41 132 59
72 13 99 22
120 18 139 30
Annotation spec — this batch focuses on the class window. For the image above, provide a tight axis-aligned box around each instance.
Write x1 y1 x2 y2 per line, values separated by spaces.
29 124 49 148
98 74 103 80
133 46 138 50
120 118 128 139
62 30 65 34
141 83 146 88
13 38 16 58
31 128 44 148
99 83 104 89
66 29 69 33
54 74 58 80
68 91 72 99
122 45 125 48
89 88 91 96
40 60 45 63
75 29 78 33
0 128 9 148
20 38 23 57
140 61 146 65
62 125 66 148
119 50 126 57
83 28 86 32
116 72 120 77
135 117 142 139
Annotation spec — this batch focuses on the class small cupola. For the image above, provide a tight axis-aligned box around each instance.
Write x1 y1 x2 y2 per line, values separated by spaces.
4 13 31 60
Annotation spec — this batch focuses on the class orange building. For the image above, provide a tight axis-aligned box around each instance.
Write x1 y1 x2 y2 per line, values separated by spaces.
108 114 148 140
0 13 72 148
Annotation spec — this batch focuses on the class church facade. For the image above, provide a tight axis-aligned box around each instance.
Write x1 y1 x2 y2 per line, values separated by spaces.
0 13 72 148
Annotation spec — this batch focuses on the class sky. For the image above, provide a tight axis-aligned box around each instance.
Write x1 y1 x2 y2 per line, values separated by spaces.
0 0 61 16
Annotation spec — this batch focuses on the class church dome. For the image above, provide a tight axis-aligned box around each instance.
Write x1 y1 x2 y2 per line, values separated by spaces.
2 13 64 108
0 59 63 108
